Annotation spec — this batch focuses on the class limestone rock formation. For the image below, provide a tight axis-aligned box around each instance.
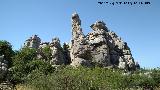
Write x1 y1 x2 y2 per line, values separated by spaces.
70 13 137 70
24 35 66 65
49 37 65 65
0 55 8 80
24 35 41 49
22 13 139 70
70 13 92 67
108 31 135 70
87 21 111 67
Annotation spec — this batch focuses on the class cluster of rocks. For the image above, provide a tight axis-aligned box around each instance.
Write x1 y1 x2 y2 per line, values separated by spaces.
70 13 139 70
24 35 41 49
23 13 139 71
0 55 8 80
24 35 66 66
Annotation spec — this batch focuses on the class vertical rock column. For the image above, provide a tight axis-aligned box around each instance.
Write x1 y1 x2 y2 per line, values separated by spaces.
70 13 92 67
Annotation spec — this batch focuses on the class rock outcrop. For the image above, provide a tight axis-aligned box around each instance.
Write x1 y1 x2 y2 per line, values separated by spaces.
22 13 139 70
70 13 137 70
107 30 135 70
87 21 111 67
49 37 65 65
24 36 66 65
0 55 8 80
24 35 41 49
70 13 92 67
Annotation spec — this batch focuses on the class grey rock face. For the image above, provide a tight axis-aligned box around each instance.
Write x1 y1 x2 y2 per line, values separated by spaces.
49 37 65 65
0 55 8 80
70 12 92 67
24 35 66 65
24 35 41 49
108 31 135 70
87 21 111 67
70 13 137 70
22 13 139 71
118 57 127 69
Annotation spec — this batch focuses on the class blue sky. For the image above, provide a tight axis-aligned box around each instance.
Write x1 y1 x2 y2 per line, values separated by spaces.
0 0 160 68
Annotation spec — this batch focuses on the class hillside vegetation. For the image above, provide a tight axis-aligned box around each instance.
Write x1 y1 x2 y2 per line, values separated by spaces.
0 40 160 90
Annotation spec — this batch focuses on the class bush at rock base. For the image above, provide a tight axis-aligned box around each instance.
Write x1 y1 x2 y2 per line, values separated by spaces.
9 47 55 84
17 66 160 90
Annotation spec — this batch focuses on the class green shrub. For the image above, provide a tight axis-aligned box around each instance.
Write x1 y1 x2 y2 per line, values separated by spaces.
23 67 160 90
2 40 159 90
41 45 52 61
9 47 55 84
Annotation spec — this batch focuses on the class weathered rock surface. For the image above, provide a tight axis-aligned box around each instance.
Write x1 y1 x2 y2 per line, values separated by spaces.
23 13 139 70
0 55 8 80
24 35 41 49
70 13 93 67
107 31 134 70
24 35 66 65
49 37 65 65
70 13 138 70
87 21 111 67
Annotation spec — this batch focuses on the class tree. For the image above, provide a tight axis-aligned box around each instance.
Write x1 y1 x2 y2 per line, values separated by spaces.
0 40 14 67
63 43 71 64
10 47 55 84
41 45 52 61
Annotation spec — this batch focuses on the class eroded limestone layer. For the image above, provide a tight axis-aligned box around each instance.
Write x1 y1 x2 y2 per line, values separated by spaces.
70 13 137 70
